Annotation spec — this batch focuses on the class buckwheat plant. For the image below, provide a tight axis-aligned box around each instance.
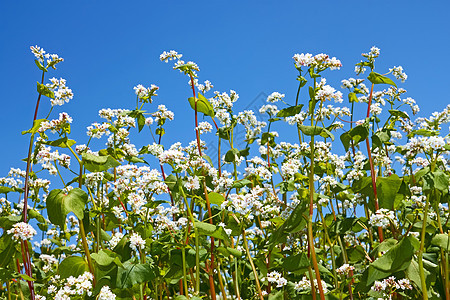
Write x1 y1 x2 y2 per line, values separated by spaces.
0 45 448 300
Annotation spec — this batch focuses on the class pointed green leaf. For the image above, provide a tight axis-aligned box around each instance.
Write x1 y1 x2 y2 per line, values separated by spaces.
116 260 157 289
371 236 418 273
348 92 358 103
37 82 55 99
367 72 397 87
46 137 76 148
208 192 225 206
46 188 88 227
298 125 334 141
82 153 121 172
188 94 215 117
431 234 450 251
22 119 46 135
276 105 304 117
34 60 47 72
58 256 89 279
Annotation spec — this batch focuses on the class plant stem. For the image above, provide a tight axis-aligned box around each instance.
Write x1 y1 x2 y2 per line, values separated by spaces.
307 77 326 300
181 246 189 298
418 159 437 299
418 192 430 300
365 82 384 242
189 73 217 299
242 231 264 300
19 71 45 300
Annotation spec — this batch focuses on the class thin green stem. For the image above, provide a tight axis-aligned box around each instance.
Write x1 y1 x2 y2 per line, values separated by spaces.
418 193 430 300
181 246 189 299
242 231 264 300
307 76 326 300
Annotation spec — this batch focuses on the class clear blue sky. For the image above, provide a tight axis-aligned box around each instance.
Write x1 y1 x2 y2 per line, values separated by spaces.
0 1 449 176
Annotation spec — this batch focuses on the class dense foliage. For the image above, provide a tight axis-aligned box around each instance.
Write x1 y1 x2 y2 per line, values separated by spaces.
0 46 449 299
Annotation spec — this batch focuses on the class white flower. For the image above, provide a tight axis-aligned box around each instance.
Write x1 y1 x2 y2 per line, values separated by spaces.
293 53 341 70
97 286 116 300
390 66 407 82
336 264 355 275
196 121 213 134
160 50 183 62
7 222 37 241
362 46 380 59
109 232 124 249
45 77 73 106
184 176 200 191
129 232 145 251
369 209 396 228
266 271 287 287
267 92 285 103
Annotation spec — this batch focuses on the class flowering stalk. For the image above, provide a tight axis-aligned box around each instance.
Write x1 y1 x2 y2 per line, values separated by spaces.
365 83 384 242
307 78 326 300
418 157 438 300
20 69 46 300
67 145 96 283
242 230 264 300
189 73 217 299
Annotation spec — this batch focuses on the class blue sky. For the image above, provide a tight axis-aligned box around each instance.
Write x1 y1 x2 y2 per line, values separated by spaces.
0 1 449 177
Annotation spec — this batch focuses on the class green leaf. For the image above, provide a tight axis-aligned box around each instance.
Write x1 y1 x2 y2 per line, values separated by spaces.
37 82 55 98
276 105 304 117
45 137 76 148
137 113 146 132
28 208 46 224
348 92 358 103
46 188 88 227
371 236 418 273
377 174 403 209
281 252 310 272
298 125 334 141
208 192 225 206
116 260 157 289
406 259 431 295
367 72 397 87
0 215 21 230
194 221 230 245
0 236 16 267
389 109 409 119
19 274 35 281
22 119 46 135
216 246 242 257
91 250 118 267
82 153 121 172
372 130 390 149
347 245 366 263
431 234 450 251
340 124 370 152
268 291 284 300
58 256 89 279
408 129 439 138
224 148 240 163
231 179 251 189
269 201 308 248
34 59 47 72
0 186 15 194
188 94 215 117
422 170 450 192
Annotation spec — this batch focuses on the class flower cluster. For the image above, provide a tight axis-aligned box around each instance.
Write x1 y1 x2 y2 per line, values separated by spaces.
293 53 342 70
45 77 74 106
7 222 37 241
371 277 412 299
48 272 94 299
265 271 287 287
